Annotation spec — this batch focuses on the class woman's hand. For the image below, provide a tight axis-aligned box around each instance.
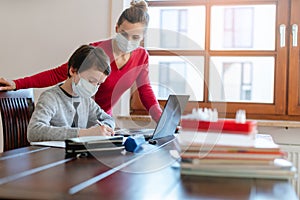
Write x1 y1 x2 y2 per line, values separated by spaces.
0 78 16 91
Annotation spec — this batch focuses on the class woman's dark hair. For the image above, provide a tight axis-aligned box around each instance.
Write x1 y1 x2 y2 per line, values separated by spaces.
67 45 111 77
117 0 149 27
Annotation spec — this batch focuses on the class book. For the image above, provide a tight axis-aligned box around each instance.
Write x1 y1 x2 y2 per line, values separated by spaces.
180 158 297 180
181 158 273 165
180 166 297 180
178 131 256 148
181 150 285 160
65 136 124 158
181 158 293 170
180 144 281 153
177 132 280 149
30 141 66 148
180 136 283 158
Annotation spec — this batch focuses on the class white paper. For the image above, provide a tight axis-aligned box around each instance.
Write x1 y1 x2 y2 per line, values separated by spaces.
30 141 66 148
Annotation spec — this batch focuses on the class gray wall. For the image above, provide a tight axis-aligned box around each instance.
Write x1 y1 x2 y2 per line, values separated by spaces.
0 0 111 98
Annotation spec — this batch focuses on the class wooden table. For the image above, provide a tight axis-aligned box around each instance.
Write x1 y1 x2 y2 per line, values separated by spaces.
0 136 298 200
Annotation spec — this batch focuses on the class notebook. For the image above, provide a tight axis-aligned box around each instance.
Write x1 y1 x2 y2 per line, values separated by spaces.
115 94 190 140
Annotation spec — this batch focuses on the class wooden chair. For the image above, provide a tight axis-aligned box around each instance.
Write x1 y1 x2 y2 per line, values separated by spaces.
0 89 34 151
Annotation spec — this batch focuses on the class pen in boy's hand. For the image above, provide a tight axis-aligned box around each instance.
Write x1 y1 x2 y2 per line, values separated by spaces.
96 120 104 126
97 119 115 136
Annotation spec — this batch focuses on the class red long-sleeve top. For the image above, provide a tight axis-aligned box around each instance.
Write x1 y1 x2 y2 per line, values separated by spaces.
14 39 162 122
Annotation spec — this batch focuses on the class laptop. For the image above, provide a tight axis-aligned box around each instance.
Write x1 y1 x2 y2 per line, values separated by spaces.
115 94 190 140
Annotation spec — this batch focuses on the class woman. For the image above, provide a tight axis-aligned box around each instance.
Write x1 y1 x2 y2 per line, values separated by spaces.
0 0 162 122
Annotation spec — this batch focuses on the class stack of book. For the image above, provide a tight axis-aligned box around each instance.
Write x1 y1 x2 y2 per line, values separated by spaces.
178 119 297 179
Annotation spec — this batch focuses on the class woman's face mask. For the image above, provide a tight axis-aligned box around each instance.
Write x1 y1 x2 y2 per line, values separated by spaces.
115 33 140 53
72 76 99 98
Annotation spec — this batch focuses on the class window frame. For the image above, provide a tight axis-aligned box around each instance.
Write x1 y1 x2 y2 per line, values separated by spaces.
130 0 299 120
288 0 300 115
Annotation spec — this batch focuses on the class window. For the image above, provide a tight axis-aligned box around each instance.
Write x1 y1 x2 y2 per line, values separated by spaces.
160 9 188 48
220 62 253 101
131 0 300 121
210 5 275 50
240 62 253 101
145 5 205 50
149 56 204 101
158 61 187 97
209 56 274 103
223 7 254 48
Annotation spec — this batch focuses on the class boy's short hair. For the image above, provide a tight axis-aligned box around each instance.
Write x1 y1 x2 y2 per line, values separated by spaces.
67 45 111 77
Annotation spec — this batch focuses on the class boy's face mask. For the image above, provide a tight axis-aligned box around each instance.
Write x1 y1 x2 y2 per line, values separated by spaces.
115 33 140 53
72 76 99 98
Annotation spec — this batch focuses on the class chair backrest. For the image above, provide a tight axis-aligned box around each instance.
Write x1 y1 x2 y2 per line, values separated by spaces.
0 89 35 151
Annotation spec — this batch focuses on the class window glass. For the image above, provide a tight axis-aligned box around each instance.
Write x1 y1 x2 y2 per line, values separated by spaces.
149 56 204 101
210 5 276 50
209 56 274 103
146 6 206 50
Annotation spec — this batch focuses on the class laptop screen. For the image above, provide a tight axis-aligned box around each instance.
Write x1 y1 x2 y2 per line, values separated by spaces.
152 94 190 139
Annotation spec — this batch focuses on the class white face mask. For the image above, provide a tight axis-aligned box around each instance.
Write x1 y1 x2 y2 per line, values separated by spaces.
115 33 140 53
72 77 99 98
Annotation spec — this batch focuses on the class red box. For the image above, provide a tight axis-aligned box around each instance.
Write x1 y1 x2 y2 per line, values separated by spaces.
181 119 257 135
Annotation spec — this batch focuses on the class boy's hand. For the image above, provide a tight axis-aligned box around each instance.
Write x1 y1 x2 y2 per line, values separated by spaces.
78 125 115 137
98 124 115 136
0 78 16 91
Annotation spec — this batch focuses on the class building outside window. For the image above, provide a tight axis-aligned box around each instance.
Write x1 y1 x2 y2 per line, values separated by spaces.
158 61 187 97
160 9 188 48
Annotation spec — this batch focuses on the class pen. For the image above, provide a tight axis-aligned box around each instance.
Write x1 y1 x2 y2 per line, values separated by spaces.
96 119 104 126
97 119 115 136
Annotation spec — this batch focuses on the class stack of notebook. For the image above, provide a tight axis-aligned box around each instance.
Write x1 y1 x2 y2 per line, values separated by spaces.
178 119 297 179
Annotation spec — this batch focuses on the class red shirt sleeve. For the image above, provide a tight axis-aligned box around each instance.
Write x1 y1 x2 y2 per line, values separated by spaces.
14 63 68 89
13 41 104 90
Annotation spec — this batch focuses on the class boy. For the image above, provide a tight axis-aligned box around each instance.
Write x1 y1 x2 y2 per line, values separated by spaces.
27 45 115 142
